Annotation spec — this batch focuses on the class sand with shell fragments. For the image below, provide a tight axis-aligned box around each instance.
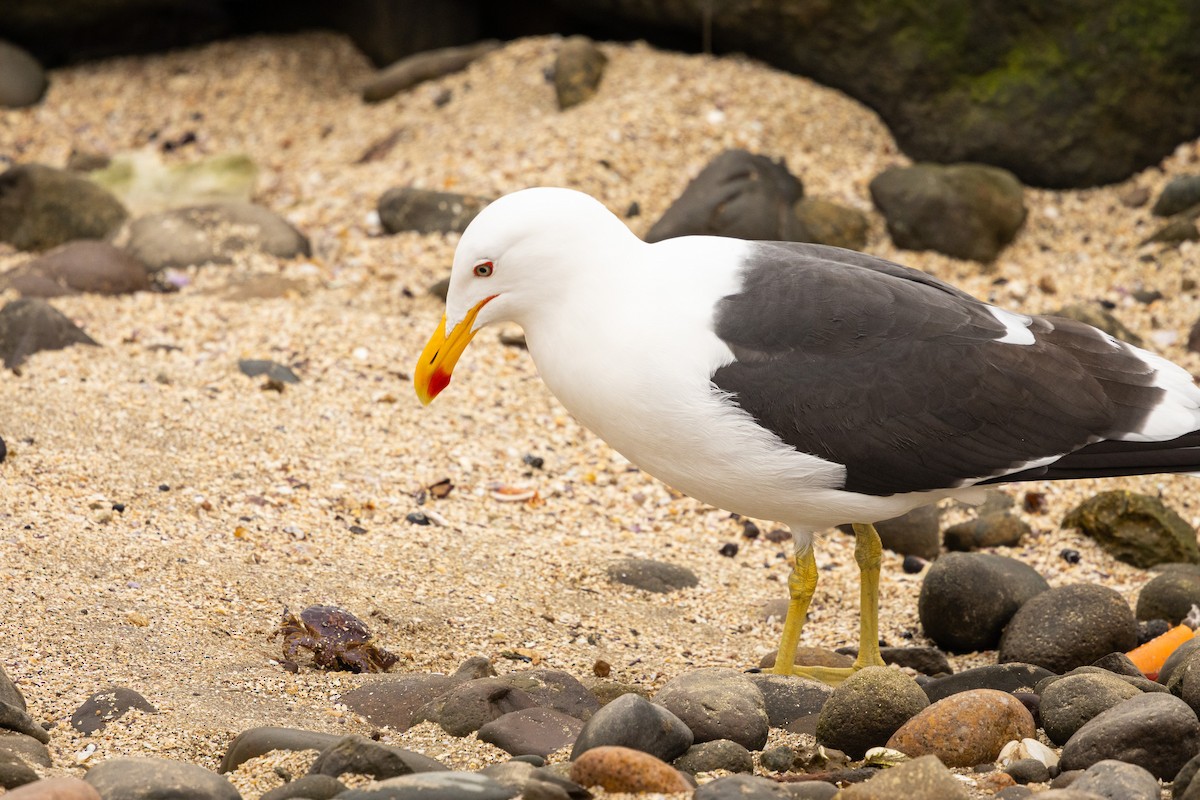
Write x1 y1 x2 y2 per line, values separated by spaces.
1 31 1199 797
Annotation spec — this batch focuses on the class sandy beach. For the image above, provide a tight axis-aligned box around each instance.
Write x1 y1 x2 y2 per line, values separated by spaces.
1 31 1198 795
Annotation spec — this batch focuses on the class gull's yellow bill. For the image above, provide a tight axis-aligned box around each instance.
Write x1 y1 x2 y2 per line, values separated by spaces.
414 296 495 405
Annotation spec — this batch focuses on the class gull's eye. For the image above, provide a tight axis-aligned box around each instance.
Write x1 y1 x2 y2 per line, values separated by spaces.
473 261 494 277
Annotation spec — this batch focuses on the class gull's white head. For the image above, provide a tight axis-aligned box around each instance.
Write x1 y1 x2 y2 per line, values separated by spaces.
414 187 638 404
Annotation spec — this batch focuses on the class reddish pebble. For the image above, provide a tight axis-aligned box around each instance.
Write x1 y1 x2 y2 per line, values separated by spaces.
570 745 692 793
887 689 1035 767
3 777 101 800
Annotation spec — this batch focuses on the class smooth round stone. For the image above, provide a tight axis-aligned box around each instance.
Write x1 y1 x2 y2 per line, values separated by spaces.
0 40 47 108
70 686 158 734
653 667 769 750
1068 759 1158 800
923 663 1054 703
126 202 310 271
1158 637 1200 685
919 552 1049 653
84 757 239 800
746 674 832 735
259 774 345 800
0 164 128 251
497 669 600 721
943 512 1030 551
999 583 1137 673
569 745 691 794
886 689 1035 767
0 731 51 768
333 771 518 800
1136 570 1200 623
476 707 583 757
219 727 341 773
0 750 38 790
0 297 98 372
835 754 971 799
1 241 149 297
673 739 754 774
1039 672 1141 745
435 677 539 737
605 558 698 593
1060 692 1200 779
309 735 447 780
1004 758 1051 785
339 675 453 733
1 777 101 800
815 667 930 758
571 692 692 762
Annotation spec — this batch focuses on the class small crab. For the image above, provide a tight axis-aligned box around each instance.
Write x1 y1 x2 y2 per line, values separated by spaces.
272 604 398 673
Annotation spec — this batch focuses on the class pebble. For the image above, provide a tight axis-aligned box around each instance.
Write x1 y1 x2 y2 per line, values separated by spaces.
835 754 970 799
692 773 796 799
887 689 1035 767
999 583 1137 672
570 692 693 762
125 201 311 271
918 552 1049 653
219 726 341 773
1 777 101 800
1038 672 1141 745
83 757 240 800
0 298 100 370
0 164 128 251
0 40 47 108
377 187 491 235
497 669 599 721
815 667 929 758
745 673 832 733
433 677 539 737
869 162 1026 262
1059 692 1200 779
1068 759 1159 800
1004 757 1051 784
673 738 754 774
309 734 447 780
942 512 1030 551
476 707 583 757
1135 569 1200 623
70 686 158 734
870 505 943 560
0 697 50 746
334 771 519 800
1061 490 1200 568
0 731 50 768
835 646 952 677
923 663 1054 703
0 748 38 789
1152 175 1200 217
238 359 301 385
569 745 691 794
604 557 698 593
653 667 769 750
339 674 454 733
553 37 608 110
0 240 150 297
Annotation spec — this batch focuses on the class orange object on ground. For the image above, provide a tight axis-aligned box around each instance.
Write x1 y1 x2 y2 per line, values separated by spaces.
1127 623 1195 679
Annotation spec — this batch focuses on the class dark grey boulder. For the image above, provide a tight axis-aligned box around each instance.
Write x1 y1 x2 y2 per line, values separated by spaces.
0 731 50 768
377 188 490 235
0 749 38 790
1137 569 1200 623
339 674 453 732
1062 490 1199 568
918 552 1049 653
570 692 692 761
309 734 447 780
0 164 128 251
645 149 803 243
653 668 768 750
432 677 539 737
476 707 582 758
943 512 1029 551
0 298 98 370
869 162 1026 262
498 669 599 721
1070 759 1158 800
746 673 832 733
673 738 754 774
869 505 942 560
84 757 241 800
923 663 1054 703
1060 692 1200 779
692 773 797 799
1038 672 1141 745
0 40 47 108
999 583 1137 673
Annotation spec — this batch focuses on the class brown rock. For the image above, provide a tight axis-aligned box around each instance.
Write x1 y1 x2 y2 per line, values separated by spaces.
2 777 101 800
887 689 1036 767
759 646 854 671
554 37 607 110
569 745 691 794
0 241 149 297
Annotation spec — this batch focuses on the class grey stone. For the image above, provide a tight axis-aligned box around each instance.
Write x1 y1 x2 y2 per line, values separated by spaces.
692 774 793 799
434 677 539 737
746 673 831 732
0 298 99 370
126 201 310 271
653 667 769 750
0 731 50 768
339 675 453 733
1137 569 1200 623
918 552 1049 653
0 41 47 108
1004 758 1050 784
835 646 952 677
570 692 692 762
815 667 929 758
1039 672 1141 745
1069 759 1158 800
362 40 501 103
673 739 754 774
1060 692 1200 779
923 662 1054 703
554 37 607 110
377 188 490 235
259 774 345 800
999 583 1137 673
71 686 158 734
835 754 969 799
1 240 149 297
309 735 447 780
476 707 582 757
943 512 1030 551
84 757 240 800
1152 176 1200 217
498 669 599 721
0 749 38 790
219 727 342 773
1063 490 1199 568
0 164 128 251
0 664 25 711
1159 637 1200 686
333 771 519 800
790 197 869 251
872 504 943 560
870 163 1026 262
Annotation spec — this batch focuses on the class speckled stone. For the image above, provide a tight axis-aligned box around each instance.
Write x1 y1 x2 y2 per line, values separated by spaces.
569 745 692 794
815 667 929 758
887 689 1036 767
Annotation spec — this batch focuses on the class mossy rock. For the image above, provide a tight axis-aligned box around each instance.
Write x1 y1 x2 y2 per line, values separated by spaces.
1062 491 1199 568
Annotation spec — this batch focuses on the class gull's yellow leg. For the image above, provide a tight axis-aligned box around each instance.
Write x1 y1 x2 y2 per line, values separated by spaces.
771 542 817 676
850 522 887 670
